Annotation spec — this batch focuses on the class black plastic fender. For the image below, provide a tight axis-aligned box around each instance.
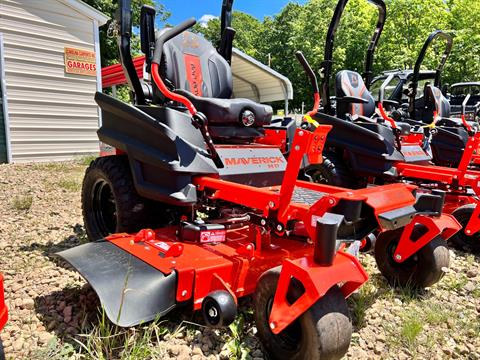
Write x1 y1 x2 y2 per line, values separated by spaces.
57 241 177 327
312 112 404 177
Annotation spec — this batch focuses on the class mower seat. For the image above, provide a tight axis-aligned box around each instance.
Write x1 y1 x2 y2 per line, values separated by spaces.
335 70 376 119
437 117 479 131
424 84 479 132
176 89 273 141
154 30 273 143
395 122 412 136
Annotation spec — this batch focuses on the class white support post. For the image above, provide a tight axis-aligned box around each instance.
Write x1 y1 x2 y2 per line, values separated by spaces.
0 33 12 163
93 20 103 127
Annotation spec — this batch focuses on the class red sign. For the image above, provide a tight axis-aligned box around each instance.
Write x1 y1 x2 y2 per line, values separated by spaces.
64 47 97 76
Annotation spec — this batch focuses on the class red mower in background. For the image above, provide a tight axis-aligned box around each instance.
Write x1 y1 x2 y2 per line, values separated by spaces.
57 1 460 358
298 0 480 253
0 273 7 360
371 30 480 171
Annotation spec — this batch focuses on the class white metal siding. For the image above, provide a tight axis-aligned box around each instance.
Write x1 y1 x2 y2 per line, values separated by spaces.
0 0 99 162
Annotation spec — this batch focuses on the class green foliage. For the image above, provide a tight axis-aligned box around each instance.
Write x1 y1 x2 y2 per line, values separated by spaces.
74 309 169 359
32 337 76 360
194 0 480 110
225 315 250 360
399 315 423 349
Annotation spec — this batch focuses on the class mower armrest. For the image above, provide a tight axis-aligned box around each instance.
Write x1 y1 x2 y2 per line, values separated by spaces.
337 96 369 104
381 99 401 108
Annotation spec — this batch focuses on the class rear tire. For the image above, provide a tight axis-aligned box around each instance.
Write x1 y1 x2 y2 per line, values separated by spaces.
375 228 450 289
254 268 352 360
304 152 355 188
450 205 480 252
82 156 161 241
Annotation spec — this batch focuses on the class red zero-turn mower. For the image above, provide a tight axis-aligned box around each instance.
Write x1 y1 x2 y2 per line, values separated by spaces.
371 30 480 171
299 0 479 253
57 1 459 358
0 273 8 360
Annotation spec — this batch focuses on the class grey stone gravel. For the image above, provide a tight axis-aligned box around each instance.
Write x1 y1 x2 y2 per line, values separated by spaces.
0 161 479 359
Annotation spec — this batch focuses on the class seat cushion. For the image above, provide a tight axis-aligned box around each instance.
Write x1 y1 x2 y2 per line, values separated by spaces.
177 89 273 127
395 122 411 135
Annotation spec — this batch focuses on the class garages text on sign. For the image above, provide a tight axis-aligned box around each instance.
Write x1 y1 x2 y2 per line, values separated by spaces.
64 47 96 76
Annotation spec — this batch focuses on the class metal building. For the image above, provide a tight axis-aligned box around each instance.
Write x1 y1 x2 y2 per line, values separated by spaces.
0 0 108 163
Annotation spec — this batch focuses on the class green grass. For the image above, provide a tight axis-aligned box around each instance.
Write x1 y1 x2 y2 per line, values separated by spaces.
423 304 453 325
31 162 72 173
442 273 469 292
31 337 75 360
399 315 423 349
59 178 81 192
74 310 169 360
76 154 98 166
349 282 377 328
12 194 33 211
472 287 480 299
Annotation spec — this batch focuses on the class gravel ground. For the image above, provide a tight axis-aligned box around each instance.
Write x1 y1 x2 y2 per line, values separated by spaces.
0 160 479 360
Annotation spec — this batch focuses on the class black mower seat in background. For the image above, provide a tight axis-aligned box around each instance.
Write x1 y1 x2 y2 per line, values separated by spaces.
424 85 451 120
155 30 273 142
425 85 479 132
395 122 412 136
336 70 376 119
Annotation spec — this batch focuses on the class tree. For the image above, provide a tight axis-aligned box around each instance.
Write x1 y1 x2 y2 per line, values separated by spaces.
445 0 480 84
82 0 170 66
90 0 480 110
375 0 451 73
193 11 264 58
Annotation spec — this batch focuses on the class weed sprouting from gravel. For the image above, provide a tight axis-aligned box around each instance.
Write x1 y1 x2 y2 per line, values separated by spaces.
31 337 76 360
59 179 81 192
74 310 169 359
77 155 98 166
400 315 423 349
349 282 377 328
443 273 469 292
225 315 250 360
12 194 33 211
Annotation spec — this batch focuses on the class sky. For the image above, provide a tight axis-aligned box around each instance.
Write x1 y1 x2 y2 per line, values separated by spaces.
158 0 307 25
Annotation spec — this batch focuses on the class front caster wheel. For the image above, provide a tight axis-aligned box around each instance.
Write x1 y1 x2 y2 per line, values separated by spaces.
202 290 237 328
450 205 480 253
254 268 352 360
375 228 450 289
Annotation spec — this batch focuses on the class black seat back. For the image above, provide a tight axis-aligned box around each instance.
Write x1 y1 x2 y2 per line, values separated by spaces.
157 30 233 100
423 84 451 122
336 70 376 119
153 29 273 144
